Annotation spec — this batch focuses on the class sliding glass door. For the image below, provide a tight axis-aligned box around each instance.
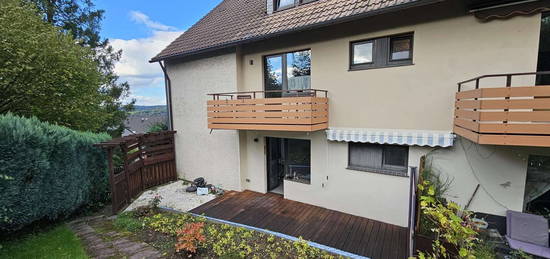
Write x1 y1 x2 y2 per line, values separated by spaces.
264 50 311 98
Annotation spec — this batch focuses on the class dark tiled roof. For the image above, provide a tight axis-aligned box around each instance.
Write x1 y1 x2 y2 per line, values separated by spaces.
151 0 432 62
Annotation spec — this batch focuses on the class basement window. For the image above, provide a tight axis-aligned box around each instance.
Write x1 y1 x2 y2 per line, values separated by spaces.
347 143 409 177
350 33 414 70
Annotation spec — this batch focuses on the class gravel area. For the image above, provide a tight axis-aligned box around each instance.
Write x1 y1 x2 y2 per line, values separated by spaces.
124 180 217 212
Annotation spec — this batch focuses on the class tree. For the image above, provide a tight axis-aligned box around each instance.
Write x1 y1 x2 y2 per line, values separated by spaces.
28 0 134 136
0 0 109 131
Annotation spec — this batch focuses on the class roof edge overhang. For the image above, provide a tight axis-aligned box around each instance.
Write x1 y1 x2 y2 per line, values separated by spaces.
149 0 446 63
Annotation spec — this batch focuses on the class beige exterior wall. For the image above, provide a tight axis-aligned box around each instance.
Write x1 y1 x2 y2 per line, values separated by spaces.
240 130 430 227
428 137 550 216
167 53 242 191
239 14 541 130
166 6 544 227
232 12 542 226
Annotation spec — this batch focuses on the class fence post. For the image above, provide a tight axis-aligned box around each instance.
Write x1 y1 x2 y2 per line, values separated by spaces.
107 147 116 215
121 144 131 204
408 166 418 257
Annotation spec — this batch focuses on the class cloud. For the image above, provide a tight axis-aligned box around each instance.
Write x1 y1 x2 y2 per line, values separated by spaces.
110 30 182 78
109 11 184 105
129 11 177 31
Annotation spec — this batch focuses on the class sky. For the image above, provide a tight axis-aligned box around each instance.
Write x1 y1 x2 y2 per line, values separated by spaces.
94 0 222 106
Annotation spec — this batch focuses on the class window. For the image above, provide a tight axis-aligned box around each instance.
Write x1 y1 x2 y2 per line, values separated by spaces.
351 41 373 65
264 49 311 98
348 143 409 176
390 35 412 61
273 0 318 11
275 0 295 10
350 33 413 70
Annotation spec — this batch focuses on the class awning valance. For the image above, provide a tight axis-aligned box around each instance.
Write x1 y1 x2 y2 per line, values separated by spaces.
326 128 454 147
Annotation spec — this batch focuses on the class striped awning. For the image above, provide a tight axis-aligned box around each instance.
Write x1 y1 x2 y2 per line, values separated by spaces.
326 128 454 147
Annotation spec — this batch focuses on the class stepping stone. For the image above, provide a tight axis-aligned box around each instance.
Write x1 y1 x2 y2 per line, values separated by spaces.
128 249 162 259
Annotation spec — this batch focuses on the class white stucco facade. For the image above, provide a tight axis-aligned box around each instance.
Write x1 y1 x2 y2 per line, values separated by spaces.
427 137 550 217
167 53 242 191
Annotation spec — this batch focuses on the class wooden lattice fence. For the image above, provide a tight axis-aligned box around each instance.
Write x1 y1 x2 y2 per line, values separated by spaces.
95 131 177 213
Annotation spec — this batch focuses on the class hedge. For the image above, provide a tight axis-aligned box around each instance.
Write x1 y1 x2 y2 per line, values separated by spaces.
0 114 111 232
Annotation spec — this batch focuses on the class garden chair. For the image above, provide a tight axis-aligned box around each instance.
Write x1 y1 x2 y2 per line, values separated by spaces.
506 210 550 258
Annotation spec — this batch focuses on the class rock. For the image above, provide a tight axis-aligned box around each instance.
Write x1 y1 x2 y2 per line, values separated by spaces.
186 186 197 192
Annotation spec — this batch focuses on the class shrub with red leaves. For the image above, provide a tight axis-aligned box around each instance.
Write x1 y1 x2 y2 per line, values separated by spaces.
175 222 206 255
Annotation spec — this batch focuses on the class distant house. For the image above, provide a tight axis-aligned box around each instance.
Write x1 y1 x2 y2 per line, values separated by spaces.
123 106 168 136
151 0 550 238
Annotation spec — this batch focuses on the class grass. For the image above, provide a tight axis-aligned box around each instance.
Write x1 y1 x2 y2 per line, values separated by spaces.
0 224 88 259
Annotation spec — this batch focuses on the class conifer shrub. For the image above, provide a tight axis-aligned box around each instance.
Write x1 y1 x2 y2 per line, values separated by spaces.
0 114 111 232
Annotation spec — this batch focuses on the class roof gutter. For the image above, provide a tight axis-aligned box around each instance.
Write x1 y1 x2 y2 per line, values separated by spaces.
469 0 540 12
149 0 446 63
158 61 174 131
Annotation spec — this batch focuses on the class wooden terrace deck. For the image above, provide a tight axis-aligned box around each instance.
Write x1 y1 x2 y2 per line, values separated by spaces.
190 191 409 259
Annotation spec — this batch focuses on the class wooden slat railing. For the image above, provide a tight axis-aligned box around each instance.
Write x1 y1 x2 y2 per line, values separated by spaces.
207 89 329 132
454 72 550 147
95 131 177 213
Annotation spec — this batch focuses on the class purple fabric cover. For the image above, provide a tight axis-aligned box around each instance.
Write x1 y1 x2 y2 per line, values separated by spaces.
507 237 550 258
507 210 550 258
506 210 548 247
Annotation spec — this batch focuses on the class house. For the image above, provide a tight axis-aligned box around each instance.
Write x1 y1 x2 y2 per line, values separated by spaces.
151 0 550 239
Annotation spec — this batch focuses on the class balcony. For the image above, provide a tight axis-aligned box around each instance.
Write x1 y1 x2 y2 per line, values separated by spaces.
207 89 328 132
454 72 550 147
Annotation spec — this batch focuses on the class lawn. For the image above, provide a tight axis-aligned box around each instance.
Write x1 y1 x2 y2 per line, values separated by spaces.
0 224 88 259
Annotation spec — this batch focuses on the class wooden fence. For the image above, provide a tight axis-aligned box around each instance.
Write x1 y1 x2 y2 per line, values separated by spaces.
95 131 177 213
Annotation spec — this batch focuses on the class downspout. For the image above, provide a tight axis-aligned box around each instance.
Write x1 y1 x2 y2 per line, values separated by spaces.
159 61 174 130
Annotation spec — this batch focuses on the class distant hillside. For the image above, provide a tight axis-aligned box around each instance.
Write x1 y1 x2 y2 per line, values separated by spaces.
124 105 168 135
130 105 167 116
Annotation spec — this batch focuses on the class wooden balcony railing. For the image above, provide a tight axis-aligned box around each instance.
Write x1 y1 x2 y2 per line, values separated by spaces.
454 72 550 147
207 89 329 131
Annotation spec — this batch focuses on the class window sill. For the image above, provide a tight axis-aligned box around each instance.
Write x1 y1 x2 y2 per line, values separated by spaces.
284 177 311 185
348 62 414 72
346 166 408 177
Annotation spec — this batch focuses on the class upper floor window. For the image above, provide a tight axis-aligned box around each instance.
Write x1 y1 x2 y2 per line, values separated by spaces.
275 0 294 10
273 0 318 12
264 49 311 98
350 33 413 70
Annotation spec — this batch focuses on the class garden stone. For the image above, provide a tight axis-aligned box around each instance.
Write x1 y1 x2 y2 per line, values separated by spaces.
68 216 161 259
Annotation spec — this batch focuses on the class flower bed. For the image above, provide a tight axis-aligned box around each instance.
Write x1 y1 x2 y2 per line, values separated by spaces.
110 207 345 259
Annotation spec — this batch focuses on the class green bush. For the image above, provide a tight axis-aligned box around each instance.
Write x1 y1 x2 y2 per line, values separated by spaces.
0 114 111 232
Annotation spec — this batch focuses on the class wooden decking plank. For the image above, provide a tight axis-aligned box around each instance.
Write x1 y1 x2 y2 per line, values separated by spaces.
199 191 254 219
292 205 328 239
344 217 370 255
339 215 362 252
209 191 259 220
189 191 236 214
230 193 279 225
281 203 318 237
381 225 397 259
226 192 271 223
314 210 342 245
191 191 408 258
363 220 382 257
399 227 409 259
374 223 391 259
326 213 354 248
